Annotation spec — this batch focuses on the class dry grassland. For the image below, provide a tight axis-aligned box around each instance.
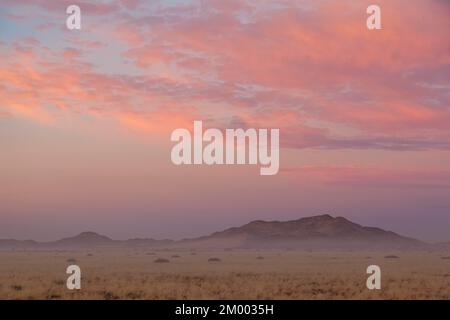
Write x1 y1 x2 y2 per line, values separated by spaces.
0 250 449 299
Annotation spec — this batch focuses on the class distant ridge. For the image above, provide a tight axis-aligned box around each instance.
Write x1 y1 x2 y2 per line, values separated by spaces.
0 214 432 250
178 214 425 249
0 231 173 250
56 231 113 246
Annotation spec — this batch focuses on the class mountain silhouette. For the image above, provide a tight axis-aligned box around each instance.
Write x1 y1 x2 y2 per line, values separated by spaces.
178 214 424 249
0 214 432 250
55 231 113 246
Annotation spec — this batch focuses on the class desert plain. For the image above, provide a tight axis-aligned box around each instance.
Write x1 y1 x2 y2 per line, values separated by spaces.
1 249 449 300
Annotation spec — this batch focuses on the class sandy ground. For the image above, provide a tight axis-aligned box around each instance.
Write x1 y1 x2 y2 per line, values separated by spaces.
0 250 449 299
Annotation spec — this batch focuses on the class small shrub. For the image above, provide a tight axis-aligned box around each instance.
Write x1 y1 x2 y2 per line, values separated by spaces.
103 291 119 300
126 291 144 299
208 257 221 262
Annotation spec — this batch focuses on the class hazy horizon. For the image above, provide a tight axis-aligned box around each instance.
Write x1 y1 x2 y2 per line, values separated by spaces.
2 212 449 243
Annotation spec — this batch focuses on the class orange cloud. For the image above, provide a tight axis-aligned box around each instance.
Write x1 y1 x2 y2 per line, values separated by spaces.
117 108 197 134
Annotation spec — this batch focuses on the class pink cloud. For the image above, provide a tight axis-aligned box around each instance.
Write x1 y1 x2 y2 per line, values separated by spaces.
1 0 449 150
110 0 449 142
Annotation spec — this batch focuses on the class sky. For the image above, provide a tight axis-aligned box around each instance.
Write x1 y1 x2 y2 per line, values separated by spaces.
0 0 449 242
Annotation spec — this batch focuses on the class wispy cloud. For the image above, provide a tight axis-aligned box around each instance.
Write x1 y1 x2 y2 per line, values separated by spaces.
281 166 450 189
